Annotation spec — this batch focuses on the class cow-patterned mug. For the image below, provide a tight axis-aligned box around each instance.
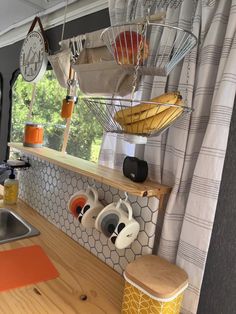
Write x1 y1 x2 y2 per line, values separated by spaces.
68 187 103 228
95 199 140 250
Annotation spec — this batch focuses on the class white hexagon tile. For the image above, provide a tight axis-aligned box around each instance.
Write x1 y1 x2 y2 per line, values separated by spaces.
19 155 160 275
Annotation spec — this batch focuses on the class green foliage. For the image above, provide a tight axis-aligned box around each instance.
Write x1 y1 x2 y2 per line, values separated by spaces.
11 71 103 161
67 99 103 160
90 138 102 163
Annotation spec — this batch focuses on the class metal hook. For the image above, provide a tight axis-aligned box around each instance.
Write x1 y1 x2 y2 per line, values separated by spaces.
92 179 96 189
116 192 128 209
88 177 96 189
142 0 154 20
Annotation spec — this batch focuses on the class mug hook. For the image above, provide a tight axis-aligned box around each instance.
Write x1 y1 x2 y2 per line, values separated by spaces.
116 192 128 206
86 178 96 189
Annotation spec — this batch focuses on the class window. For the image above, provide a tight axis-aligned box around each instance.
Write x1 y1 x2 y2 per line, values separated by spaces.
11 71 103 162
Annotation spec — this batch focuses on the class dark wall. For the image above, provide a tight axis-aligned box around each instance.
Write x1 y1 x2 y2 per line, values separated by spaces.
198 97 236 314
0 8 110 161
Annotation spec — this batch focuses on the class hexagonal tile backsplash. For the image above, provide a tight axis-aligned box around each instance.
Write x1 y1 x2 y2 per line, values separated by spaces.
19 155 160 275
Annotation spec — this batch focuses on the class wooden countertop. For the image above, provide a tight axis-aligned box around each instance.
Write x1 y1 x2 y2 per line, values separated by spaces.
0 196 124 314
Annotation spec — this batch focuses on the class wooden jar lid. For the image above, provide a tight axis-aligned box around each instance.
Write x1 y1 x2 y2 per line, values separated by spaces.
124 255 188 301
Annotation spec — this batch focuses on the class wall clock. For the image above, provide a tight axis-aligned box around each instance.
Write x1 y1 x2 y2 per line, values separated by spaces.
20 17 48 83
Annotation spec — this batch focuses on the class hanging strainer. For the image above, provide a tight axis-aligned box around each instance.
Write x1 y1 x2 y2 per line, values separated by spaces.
101 22 197 76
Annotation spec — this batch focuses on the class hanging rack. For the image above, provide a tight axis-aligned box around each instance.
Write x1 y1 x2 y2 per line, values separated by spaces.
79 0 197 144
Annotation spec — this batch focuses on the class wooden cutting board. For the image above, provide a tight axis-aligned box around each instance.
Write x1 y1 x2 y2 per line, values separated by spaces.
0 245 59 292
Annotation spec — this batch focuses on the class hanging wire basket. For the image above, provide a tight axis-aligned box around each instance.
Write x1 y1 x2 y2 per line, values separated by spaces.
78 12 196 141
101 22 197 76
81 95 192 142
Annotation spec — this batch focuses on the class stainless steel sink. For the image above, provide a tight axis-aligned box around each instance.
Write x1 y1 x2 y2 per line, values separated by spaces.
0 208 40 244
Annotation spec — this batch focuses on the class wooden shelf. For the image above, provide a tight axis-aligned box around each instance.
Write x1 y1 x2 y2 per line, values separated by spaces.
9 143 171 199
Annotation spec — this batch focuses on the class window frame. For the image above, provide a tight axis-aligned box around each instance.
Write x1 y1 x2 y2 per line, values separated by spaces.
10 68 103 163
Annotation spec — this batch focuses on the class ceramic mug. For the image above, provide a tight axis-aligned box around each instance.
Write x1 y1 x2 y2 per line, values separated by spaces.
95 199 140 250
68 187 103 228
68 190 87 218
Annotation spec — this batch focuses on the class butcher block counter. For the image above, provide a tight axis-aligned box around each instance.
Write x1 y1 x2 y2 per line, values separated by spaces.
0 192 124 314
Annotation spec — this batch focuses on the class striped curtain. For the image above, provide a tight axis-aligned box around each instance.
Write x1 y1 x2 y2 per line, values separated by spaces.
99 1 236 313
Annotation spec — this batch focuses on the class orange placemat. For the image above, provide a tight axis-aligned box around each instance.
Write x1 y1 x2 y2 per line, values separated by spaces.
0 245 59 292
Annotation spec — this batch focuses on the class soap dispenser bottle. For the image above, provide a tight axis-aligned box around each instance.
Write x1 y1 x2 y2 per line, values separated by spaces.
3 169 19 205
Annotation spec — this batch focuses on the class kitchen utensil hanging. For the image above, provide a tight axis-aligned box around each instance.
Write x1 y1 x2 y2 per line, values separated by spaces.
80 2 197 143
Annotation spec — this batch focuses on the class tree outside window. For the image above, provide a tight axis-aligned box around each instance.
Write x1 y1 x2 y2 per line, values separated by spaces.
11 71 103 162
